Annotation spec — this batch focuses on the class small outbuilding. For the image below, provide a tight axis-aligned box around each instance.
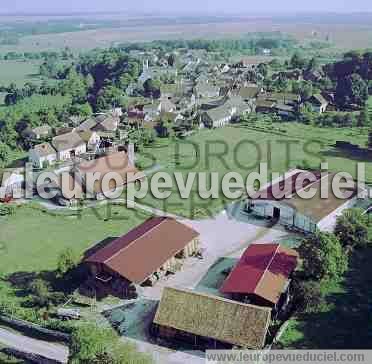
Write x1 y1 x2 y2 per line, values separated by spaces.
220 243 298 314
152 287 271 349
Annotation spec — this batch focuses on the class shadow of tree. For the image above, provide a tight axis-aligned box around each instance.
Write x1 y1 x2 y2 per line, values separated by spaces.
281 247 372 348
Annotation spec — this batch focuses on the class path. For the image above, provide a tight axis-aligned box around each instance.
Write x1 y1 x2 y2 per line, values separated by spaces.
0 327 69 363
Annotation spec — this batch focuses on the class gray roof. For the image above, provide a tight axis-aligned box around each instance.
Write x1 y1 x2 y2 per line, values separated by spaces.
33 143 56 157
52 132 86 152
204 104 232 122
77 118 97 131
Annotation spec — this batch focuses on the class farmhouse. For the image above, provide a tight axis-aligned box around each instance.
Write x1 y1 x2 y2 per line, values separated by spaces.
29 142 57 168
73 150 142 200
201 104 237 128
84 217 200 297
77 130 101 151
32 124 52 139
220 244 298 314
244 169 364 233
52 132 87 161
152 287 271 349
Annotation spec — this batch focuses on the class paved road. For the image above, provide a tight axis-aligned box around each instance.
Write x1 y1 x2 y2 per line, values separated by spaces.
0 327 69 363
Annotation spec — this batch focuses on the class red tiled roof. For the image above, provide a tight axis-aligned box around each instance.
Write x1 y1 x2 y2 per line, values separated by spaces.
85 217 199 284
220 244 298 305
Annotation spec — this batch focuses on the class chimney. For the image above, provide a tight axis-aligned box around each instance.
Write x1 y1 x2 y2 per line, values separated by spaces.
127 143 135 166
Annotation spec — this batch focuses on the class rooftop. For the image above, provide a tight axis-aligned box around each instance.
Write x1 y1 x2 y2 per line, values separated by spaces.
220 244 298 305
154 286 271 349
85 217 199 284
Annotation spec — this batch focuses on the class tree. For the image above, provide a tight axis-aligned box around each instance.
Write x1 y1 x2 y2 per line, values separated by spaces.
143 79 161 99
292 279 325 313
369 129 372 149
70 324 151 364
335 73 368 107
0 142 10 167
290 52 306 69
29 279 51 308
299 232 348 280
335 209 370 248
358 104 370 127
167 53 176 67
57 248 79 277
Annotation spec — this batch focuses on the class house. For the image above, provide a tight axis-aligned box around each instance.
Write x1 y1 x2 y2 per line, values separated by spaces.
29 143 57 168
152 287 271 349
244 169 365 233
93 115 120 134
238 85 262 101
77 117 98 132
194 82 220 99
84 217 200 297
77 130 100 151
308 94 329 114
74 150 142 200
220 244 298 314
255 98 276 114
52 132 86 161
32 125 52 140
274 103 297 119
201 104 236 128
0 169 24 198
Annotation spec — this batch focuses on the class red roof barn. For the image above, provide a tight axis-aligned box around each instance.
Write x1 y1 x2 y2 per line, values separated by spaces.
220 244 298 307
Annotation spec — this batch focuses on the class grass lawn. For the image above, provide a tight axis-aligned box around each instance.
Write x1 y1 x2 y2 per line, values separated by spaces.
136 124 371 218
0 204 149 276
279 246 372 349
0 60 44 89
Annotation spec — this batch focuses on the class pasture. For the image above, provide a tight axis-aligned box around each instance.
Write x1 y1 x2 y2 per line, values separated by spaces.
136 124 371 218
0 60 43 89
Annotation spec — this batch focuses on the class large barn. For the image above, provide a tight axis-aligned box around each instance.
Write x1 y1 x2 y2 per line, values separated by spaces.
245 169 364 233
153 287 271 350
220 243 298 314
84 217 200 298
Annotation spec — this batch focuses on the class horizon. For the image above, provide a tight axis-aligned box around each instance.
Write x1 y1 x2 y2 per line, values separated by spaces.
2 0 372 16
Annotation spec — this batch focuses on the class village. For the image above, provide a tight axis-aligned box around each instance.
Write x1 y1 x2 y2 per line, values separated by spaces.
0 39 372 363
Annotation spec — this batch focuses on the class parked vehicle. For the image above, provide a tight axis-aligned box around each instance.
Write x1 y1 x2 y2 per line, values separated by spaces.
56 308 81 320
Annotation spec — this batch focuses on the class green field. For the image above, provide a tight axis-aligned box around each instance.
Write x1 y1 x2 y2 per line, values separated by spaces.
136 124 371 218
0 204 149 276
0 60 44 89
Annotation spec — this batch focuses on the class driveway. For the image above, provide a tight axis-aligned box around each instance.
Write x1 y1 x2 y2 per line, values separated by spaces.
0 327 69 363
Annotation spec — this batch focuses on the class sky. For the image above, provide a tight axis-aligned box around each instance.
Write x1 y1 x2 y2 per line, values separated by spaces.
3 0 372 15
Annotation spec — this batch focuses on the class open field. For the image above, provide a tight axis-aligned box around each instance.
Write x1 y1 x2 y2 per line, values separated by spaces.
136 124 371 218
0 204 149 275
1 14 372 52
0 60 43 88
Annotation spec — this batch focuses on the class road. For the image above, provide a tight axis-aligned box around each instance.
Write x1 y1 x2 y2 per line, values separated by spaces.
0 327 69 363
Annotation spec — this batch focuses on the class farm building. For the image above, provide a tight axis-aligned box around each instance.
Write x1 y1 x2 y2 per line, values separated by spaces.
152 287 271 349
73 150 143 200
84 217 200 298
244 169 364 233
220 244 298 314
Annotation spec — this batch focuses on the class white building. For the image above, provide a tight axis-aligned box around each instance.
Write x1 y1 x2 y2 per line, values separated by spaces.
52 132 87 161
245 169 365 233
29 143 57 169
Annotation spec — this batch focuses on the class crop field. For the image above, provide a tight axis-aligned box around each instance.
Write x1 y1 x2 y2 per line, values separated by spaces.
1 15 372 52
0 60 43 89
136 124 371 218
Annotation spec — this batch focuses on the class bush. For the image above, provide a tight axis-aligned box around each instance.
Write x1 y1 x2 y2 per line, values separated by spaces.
335 209 370 248
299 232 348 281
292 279 325 313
